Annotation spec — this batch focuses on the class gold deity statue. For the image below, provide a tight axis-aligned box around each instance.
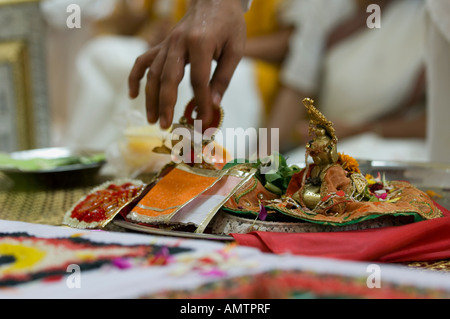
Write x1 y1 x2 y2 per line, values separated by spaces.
293 98 364 210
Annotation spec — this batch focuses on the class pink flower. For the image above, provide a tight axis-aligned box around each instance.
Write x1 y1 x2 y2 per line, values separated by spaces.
375 192 388 200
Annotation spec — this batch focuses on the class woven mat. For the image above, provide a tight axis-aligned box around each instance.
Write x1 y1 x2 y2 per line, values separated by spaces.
0 170 114 226
0 172 156 227
0 183 93 226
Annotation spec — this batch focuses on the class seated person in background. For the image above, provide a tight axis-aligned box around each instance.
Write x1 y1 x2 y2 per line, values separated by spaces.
246 0 427 161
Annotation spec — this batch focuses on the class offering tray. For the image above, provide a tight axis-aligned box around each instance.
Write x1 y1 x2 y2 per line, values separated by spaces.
211 160 449 235
207 100 446 236
64 98 448 239
112 159 448 238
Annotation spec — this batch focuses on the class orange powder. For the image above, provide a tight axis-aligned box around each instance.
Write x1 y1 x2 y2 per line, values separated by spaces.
131 167 219 219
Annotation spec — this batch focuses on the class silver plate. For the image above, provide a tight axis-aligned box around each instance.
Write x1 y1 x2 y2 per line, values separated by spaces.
113 220 234 241
358 159 450 209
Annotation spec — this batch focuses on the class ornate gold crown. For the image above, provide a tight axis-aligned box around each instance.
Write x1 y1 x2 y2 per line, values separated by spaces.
302 98 337 143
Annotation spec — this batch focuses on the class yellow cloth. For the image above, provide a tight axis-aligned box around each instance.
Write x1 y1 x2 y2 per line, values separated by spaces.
245 0 282 115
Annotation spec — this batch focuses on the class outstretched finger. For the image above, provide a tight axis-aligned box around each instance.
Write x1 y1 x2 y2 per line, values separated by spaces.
209 43 243 107
128 47 160 99
158 47 186 129
145 46 169 124
189 43 213 127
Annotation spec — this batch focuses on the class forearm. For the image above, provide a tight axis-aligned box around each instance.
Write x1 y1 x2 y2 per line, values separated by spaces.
371 68 427 138
370 114 426 138
244 27 294 64
327 0 397 50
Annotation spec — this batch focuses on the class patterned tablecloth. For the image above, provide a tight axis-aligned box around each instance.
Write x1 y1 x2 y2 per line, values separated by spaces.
1 219 450 299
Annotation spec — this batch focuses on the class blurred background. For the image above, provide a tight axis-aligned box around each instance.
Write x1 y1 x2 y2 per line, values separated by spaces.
1 0 448 175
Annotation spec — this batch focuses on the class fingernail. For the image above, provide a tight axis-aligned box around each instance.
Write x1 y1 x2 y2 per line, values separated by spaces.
212 92 222 106
147 112 156 124
160 116 167 128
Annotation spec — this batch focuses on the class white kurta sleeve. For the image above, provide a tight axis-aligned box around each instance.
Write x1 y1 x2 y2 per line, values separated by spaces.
425 0 450 162
278 0 355 94
241 0 253 12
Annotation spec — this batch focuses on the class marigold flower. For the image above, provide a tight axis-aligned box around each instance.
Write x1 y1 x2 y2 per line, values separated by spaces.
337 153 360 174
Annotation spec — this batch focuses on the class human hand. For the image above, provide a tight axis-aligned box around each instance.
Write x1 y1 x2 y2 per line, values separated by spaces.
128 0 247 129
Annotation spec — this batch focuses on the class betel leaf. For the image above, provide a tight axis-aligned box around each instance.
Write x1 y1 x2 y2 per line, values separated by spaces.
264 172 282 183
260 152 301 195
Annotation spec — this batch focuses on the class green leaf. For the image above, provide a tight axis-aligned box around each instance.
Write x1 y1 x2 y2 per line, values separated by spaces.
264 173 282 183
264 182 283 195
368 196 379 202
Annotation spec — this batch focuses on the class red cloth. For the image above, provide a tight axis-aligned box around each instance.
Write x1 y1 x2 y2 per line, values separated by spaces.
231 203 450 263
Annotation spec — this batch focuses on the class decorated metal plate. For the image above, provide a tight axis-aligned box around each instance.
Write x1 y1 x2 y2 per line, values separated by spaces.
113 220 234 241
